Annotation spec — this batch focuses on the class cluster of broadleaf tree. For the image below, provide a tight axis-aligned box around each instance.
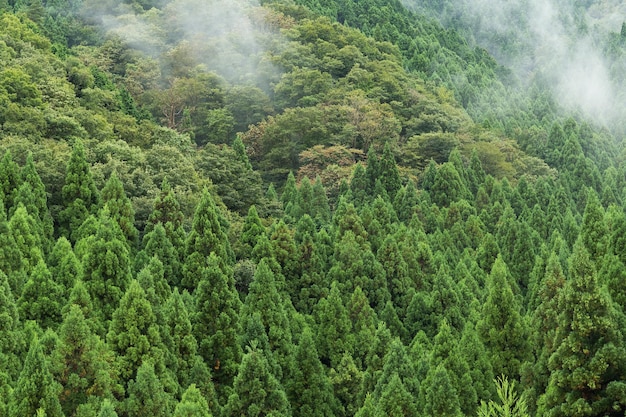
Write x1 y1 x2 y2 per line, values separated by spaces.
2 0 626 416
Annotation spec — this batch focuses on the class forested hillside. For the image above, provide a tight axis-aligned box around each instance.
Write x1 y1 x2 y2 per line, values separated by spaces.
1 0 626 416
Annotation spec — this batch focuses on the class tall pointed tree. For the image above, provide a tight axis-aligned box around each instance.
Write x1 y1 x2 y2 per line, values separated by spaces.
101 171 138 249
183 188 233 290
0 150 21 215
192 253 242 396
8 337 64 417
537 239 626 416
174 384 212 417
60 139 100 242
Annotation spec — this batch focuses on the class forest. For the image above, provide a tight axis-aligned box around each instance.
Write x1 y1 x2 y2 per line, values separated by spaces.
1 0 626 415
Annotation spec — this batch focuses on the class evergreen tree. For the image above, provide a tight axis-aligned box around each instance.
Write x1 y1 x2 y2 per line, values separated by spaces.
60 139 100 242
125 360 173 417
422 363 463 417
0 270 21 384
81 207 132 321
223 348 292 417
580 190 609 262
537 239 626 416
141 222 181 288
52 304 118 417
8 203 44 290
239 205 265 260
287 326 340 417
107 280 164 385
193 253 242 396
183 188 233 290
311 176 331 225
146 177 186 255
0 150 21 215
8 337 64 417
378 142 402 198
477 256 530 380
174 384 212 417
101 172 138 249
374 373 418 417
98 399 119 417
17 260 64 329
15 153 53 249
48 236 82 297
314 281 354 369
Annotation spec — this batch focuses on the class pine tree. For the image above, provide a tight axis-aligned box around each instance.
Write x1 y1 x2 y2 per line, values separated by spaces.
98 399 119 417
477 256 530 380
374 373 418 417
101 171 138 249
538 239 626 416
15 153 53 249
288 326 340 417
378 142 402 199
174 384 212 417
240 205 266 256
125 360 173 417
48 236 82 297
60 139 100 242
52 304 118 417
146 177 186 254
17 260 64 329
183 188 233 290
314 281 354 369
0 150 21 214
193 253 242 395
422 363 463 417
8 336 64 417
223 348 292 417
107 280 164 385
8 203 44 288
81 207 132 321
0 270 21 384
580 190 609 262
311 176 331 225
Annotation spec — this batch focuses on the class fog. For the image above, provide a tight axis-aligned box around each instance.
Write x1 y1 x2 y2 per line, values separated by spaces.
403 0 625 127
86 0 274 85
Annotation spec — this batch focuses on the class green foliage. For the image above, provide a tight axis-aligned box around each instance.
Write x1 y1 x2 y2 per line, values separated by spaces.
477 376 529 417
174 384 212 417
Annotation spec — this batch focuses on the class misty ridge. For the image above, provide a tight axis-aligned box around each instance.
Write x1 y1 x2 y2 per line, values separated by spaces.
81 0 278 86
403 0 626 131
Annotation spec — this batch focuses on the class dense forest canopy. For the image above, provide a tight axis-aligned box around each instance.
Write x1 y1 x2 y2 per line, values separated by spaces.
1 0 626 416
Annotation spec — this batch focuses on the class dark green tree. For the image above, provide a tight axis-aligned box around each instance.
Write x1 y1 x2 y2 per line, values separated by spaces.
537 239 626 416
192 253 242 396
378 142 402 199
8 336 64 417
48 236 82 297
422 363 463 417
101 172 138 249
183 188 233 290
125 360 173 417
223 348 292 417
60 139 100 242
580 190 608 262
0 150 21 215
17 260 64 329
287 326 340 417
81 207 132 322
314 281 354 369
239 205 265 260
141 222 181 288
477 256 530 380
174 384 212 417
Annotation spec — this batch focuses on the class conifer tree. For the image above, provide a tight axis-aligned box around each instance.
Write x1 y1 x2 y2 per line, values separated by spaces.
183 188 233 290
52 304 118 417
422 363 463 417
146 177 186 254
107 280 164 385
81 207 132 321
101 171 138 249
538 239 626 416
8 203 44 289
311 176 331 225
378 142 402 199
314 281 354 369
580 190 609 262
329 352 363 417
0 270 21 383
141 223 181 288
15 153 53 248
348 286 378 368
125 360 173 417
60 139 100 241
0 150 21 214
431 162 470 207
287 326 340 417
98 399 119 417
239 205 265 260
193 253 242 395
372 338 419 402
8 337 63 417
18 260 64 329
223 348 292 417
48 236 82 297
477 256 530 380
374 373 418 417
174 384 212 417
